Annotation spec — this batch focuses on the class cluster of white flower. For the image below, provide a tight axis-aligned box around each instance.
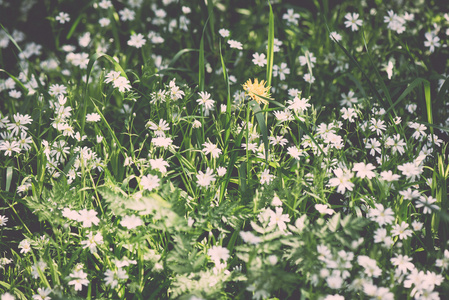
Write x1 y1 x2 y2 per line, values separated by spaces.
0 113 33 157
104 71 132 93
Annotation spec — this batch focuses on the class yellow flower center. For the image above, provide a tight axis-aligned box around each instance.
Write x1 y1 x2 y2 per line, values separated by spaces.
242 78 271 105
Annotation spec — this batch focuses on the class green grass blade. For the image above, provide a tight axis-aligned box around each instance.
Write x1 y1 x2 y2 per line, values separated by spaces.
91 101 126 160
82 53 128 135
435 77 449 105
66 13 83 40
416 121 449 133
168 48 197 67
346 73 367 100
0 69 29 95
249 100 269 163
219 40 232 153
199 18 209 92
206 0 216 48
324 22 389 113
424 80 433 135
361 31 395 113
269 100 325 156
384 77 427 115
0 24 23 53
266 2 275 87
220 122 247 203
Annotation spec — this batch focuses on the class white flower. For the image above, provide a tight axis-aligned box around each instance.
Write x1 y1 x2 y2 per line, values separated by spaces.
260 169 274 185
344 12 363 31
341 107 357 122
273 62 290 81
315 204 335 215
86 113 101 122
436 250 449 270
368 203 395 226
328 168 354 194
303 73 315 83
240 231 261 244
68 270 89 291
391 221 413 240
9 90 21 99
268 207 290 232
0 141 21 156
358 255 382 277
127 33 146 48
80 232 104 253
353 162 376 179
149 158 169 173
0 215 8 226
208 245 230 264
391 254 414 274
382 60 394 79
78 32 91 48
298 52 316 68
283 9 300 25
415 195 440 214
287 146 303 160
147 119 170 136
141 174 160 191
202 141 222 158
399 188 420 200
120 215 143 229
7 113 33 135
98 0 112 9
197 91 215 115
380 170 400 182
196 168 215 187
340 90 358 107
219 28 230 38
1 293 15 300
77 209 100 228
216 166 227 177
329 31 342 42
113 77 132 92
99 18 110 27
119 8 135 21
55 12 70 24
424 32 440 53
252 52 267 67
227 39 242 49
32 287 52 300
104 268 128 288
287 96 310 113
152 136 173 148
398 161 422 181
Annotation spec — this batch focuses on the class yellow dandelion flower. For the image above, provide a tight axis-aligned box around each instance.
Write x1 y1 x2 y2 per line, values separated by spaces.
242 78 272 105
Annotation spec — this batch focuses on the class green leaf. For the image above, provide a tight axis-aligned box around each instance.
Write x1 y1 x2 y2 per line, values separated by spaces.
328 212 340 232
126 193 172 215
5 166 12 192
66 13 83 40
384 77 428 115
168 48 197 67
266 2 275 87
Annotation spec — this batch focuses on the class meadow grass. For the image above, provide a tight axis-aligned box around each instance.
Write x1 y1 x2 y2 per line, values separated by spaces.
0 0 449 299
